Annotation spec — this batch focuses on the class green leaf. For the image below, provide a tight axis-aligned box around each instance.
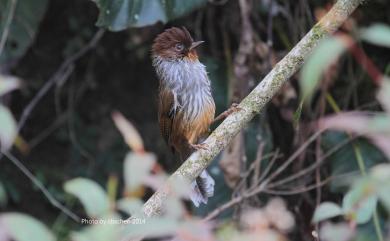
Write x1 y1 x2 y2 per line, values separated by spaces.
0 0 48 64
361 24 390 48
94 0 207 31
370 164 390 181
123 217 178 239
319 222 354 241
355 195 377 224
0 74 20 96
321 132 386 193
164 196 184 218
72 213 121 241
377 79 390 113
64 178 110 218
0 182 7 207
216 223 240 241
312 202 343 223
0 212 55 241
355 220 385 241
300 37 346 101
342 182 378 224
378 187 390 213
116 197 143 216
371 164 390 212
124 152 155 192
170 175 191 198
0 104 17 151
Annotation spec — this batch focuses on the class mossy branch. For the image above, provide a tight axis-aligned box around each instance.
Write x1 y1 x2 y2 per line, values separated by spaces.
142 0 364 217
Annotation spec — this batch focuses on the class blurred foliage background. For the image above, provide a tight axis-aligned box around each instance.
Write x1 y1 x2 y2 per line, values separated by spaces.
0 0 390 240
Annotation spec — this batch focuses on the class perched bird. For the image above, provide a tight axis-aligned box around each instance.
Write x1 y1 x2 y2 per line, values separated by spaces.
151 27 216 206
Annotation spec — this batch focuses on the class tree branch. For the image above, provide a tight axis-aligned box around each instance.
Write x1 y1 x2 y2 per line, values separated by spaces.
141 0 364 217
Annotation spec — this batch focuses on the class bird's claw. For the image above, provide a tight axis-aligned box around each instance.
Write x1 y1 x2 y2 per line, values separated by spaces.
223 103 242 117
190 143 209 151
229 103 242 113
213 103 243 123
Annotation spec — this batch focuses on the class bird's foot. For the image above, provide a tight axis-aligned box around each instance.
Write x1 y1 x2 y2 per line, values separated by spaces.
213 103 242 123
190 143 209 151
229 103 242 113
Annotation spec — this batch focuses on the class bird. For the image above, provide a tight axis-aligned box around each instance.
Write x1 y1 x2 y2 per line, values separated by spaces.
151 27 216 207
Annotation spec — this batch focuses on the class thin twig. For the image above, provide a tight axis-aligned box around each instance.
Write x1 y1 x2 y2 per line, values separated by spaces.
0 29 104 161
67 78 94 162
263 172 357 195
204 181 269 221
266 130 324 183
251 142 264 187
0 0 18 57
203 137 357 221
0 28 105 224
256 148 281 185
263 176 333 195
16 28 105 133
2 151 80 222
201 130 337 221
28 112 68 148
266 0 274 68
268 135 356 188
204 170 359 221
233 151 280 194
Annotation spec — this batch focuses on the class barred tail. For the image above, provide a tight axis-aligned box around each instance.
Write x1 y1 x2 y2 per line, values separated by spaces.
189 170 215 207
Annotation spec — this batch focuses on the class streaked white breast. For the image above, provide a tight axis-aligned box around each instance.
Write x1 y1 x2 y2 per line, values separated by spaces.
153 56 214 121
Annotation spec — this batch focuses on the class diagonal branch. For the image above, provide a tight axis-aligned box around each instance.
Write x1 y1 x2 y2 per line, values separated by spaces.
141 0 364 217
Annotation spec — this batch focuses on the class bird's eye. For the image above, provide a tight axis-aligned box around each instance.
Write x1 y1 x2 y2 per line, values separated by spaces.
175 43 184 51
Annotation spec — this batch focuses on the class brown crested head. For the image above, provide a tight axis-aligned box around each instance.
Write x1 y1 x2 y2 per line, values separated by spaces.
152 27 204 60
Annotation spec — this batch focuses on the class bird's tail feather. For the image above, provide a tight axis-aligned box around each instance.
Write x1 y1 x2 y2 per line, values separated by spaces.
179 142 215 207
189 170 215 207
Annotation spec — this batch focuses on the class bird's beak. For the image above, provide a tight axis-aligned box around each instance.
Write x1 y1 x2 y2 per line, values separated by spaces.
190 41 204 50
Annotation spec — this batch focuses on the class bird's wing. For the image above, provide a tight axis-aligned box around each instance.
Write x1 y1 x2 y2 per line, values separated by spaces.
158 88 176 148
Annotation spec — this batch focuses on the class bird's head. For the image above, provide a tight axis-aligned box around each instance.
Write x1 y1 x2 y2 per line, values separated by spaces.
152 27 204 61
